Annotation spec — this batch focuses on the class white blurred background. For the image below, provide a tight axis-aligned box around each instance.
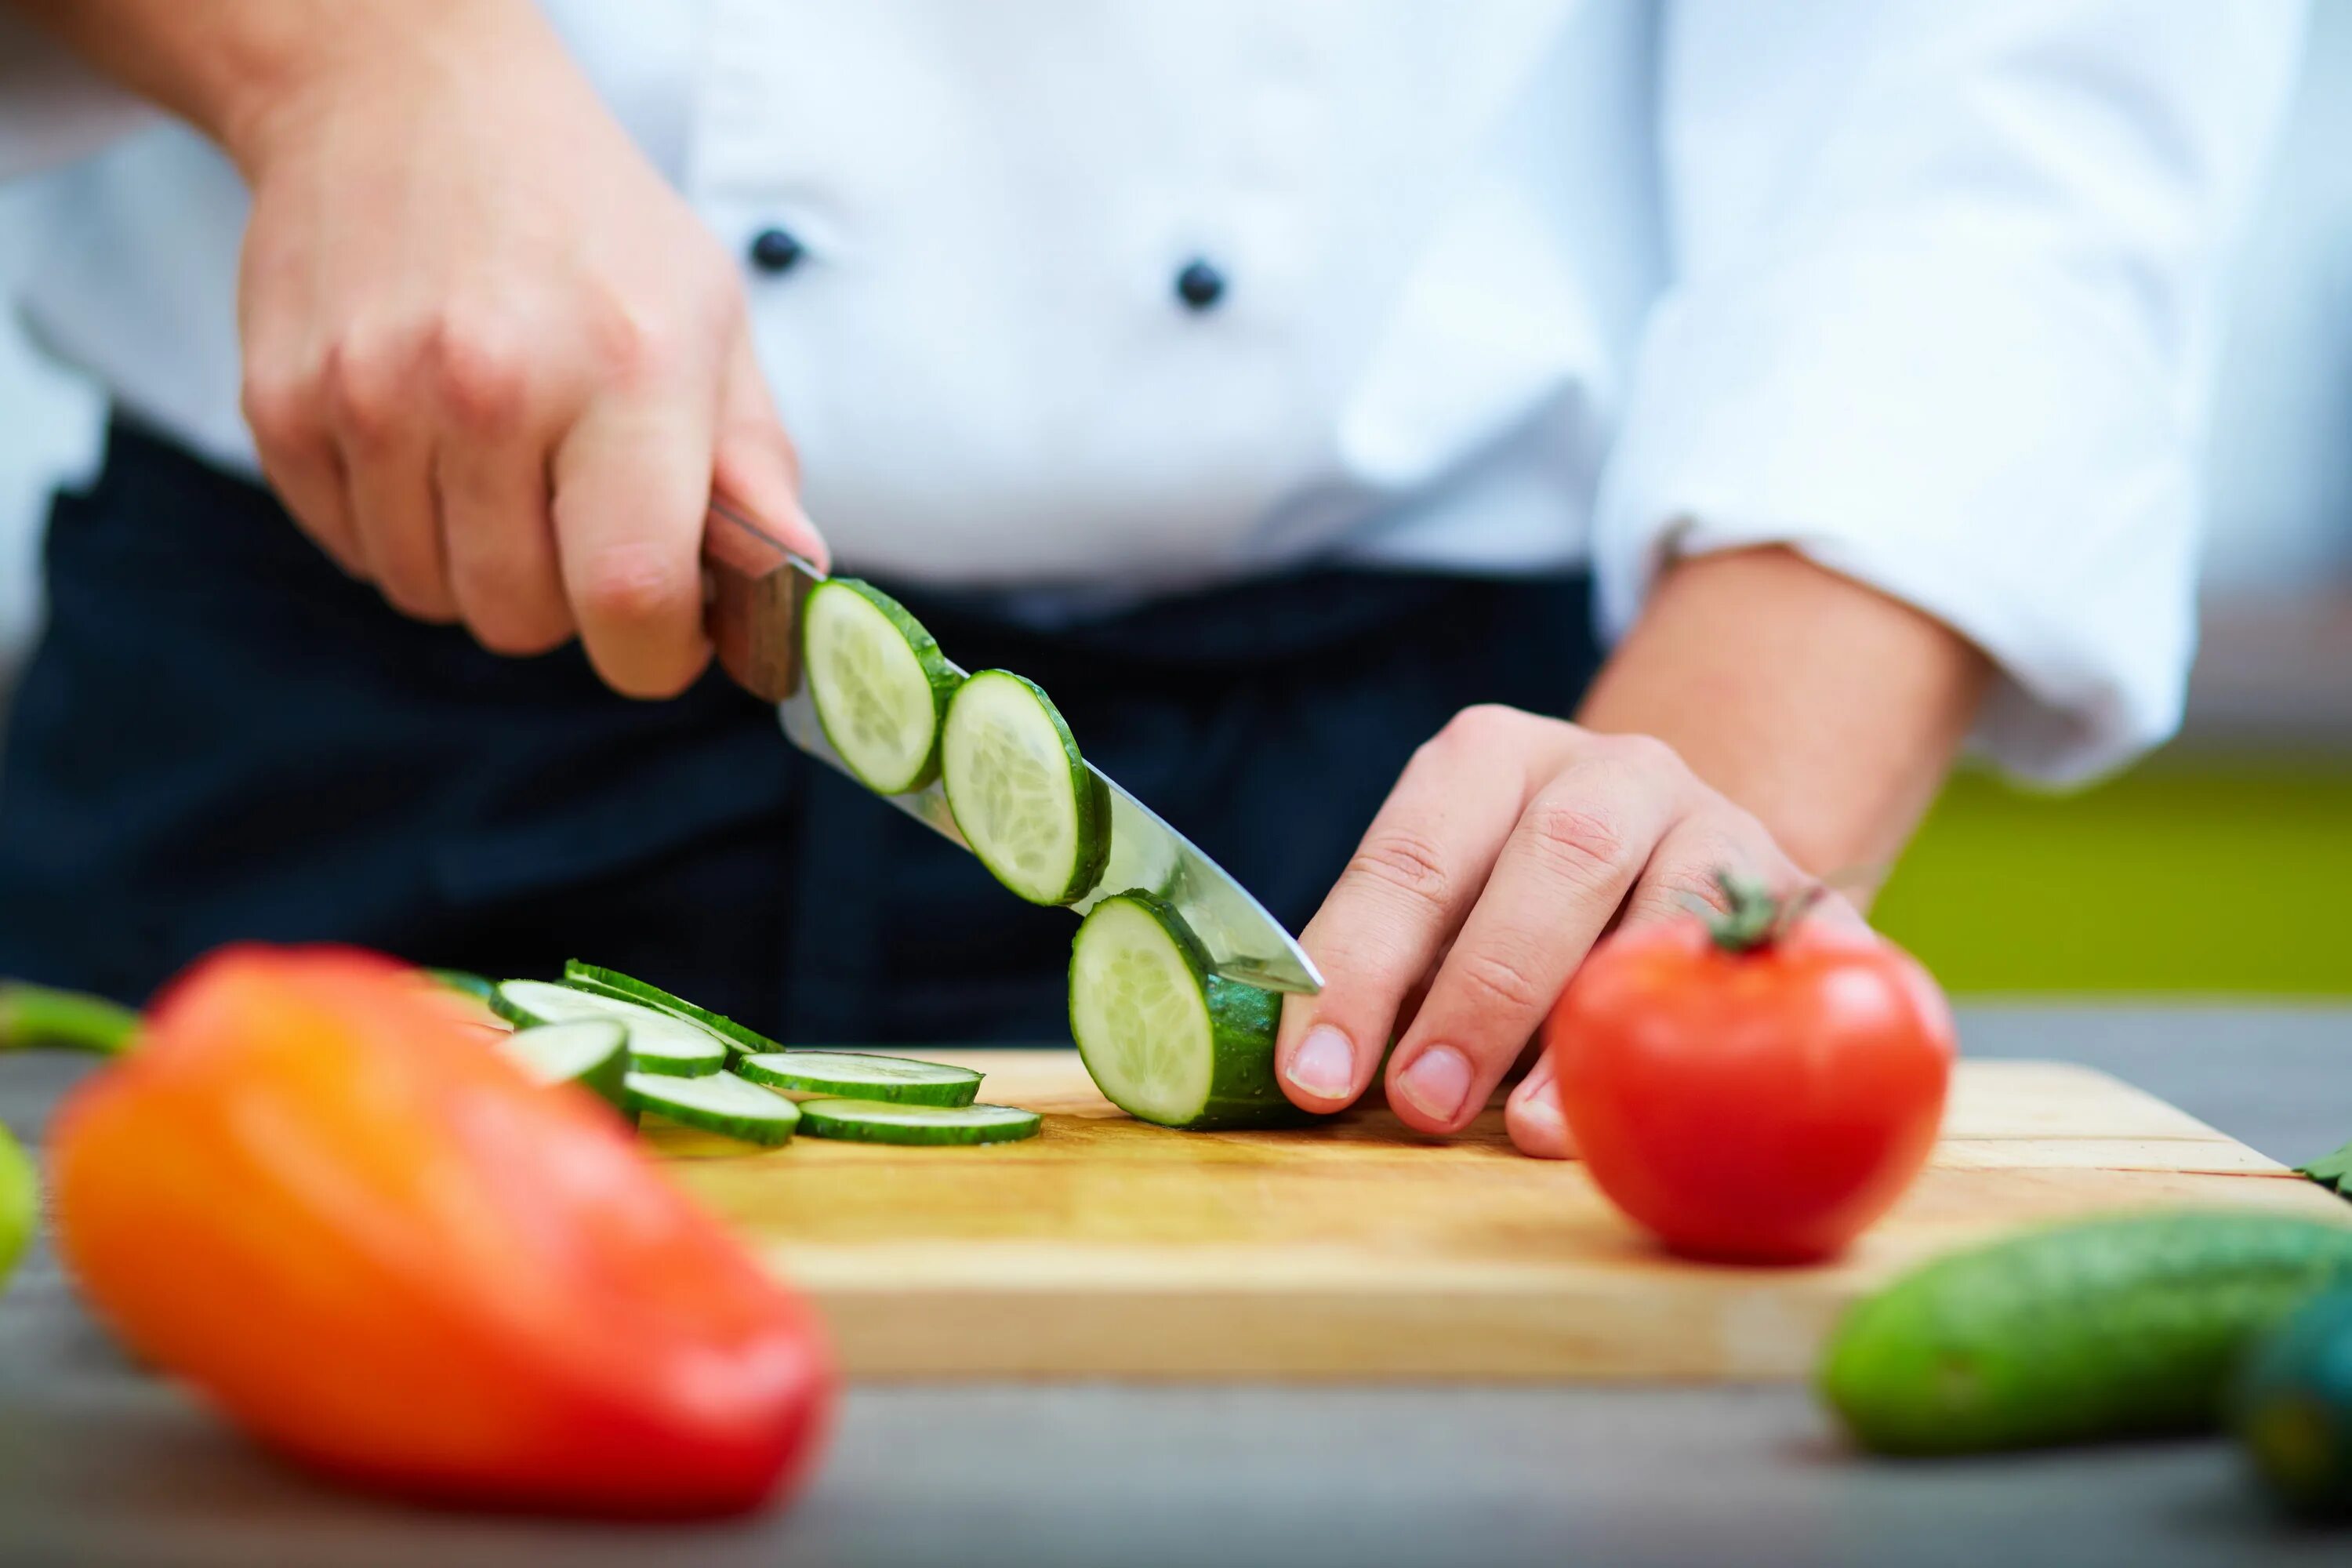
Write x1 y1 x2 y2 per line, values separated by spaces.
5 11 2352 713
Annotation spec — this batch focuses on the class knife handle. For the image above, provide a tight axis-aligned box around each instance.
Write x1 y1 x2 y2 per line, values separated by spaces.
702 499 808 703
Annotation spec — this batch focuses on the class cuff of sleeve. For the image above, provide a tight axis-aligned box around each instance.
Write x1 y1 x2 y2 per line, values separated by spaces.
1593 238 2200 786
0 17 151 183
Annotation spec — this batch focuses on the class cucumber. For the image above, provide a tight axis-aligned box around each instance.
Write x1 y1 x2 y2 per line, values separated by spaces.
940 670 1112 905
560 961 778 1055
801 578 963 795
0 1124 32 1295
491 980 728 1078
623 1071 800 1146
735 1050 982 1106
0 982 140 1054
425 968 497 1003
2233 1287 2352 1517
797 1098 1041 1145
1066 891 1305 1131
498 1020 630 1111
1819 1211 2352 1455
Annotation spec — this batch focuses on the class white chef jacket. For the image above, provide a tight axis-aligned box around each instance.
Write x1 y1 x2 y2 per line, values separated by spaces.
0 1 2306 782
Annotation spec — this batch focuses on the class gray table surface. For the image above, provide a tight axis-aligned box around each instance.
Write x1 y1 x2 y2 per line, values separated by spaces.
3 1004 2348 1568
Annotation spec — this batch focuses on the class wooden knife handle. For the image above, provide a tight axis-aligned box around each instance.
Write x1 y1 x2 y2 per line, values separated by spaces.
702 500 807 703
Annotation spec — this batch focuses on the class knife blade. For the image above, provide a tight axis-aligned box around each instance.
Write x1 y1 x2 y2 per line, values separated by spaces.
703 501 1324 996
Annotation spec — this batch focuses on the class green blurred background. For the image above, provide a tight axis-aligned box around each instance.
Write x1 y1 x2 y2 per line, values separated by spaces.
1876 756 2352 995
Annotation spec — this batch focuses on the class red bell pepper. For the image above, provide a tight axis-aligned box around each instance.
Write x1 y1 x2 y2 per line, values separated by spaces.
49 946 834 1516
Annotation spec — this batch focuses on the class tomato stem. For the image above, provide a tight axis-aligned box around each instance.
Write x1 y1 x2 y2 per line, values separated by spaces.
1705 871 1828 953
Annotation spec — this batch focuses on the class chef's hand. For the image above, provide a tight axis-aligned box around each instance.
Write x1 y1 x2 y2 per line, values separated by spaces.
1274 710 1815 1158
1273 549 1989 1159
225 1 824 695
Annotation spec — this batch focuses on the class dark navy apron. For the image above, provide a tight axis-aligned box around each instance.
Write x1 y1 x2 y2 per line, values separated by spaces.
0 419 1603 1042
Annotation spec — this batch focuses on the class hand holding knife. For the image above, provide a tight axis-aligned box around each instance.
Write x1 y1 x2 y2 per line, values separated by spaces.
700 501 1323 996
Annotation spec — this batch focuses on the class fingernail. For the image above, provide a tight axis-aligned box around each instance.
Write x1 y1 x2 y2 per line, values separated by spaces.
1286 1025 1356 1099
1396 1044 1473 1123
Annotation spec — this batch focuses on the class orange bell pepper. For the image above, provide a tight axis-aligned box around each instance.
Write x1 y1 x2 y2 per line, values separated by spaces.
49 945 834 1516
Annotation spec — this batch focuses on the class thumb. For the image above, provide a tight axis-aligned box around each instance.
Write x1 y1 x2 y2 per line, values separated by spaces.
712 332 829 572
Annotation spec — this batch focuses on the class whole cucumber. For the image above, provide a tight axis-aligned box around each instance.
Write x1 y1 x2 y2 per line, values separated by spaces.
2232 1288 2352 1517
1820 1210 2352 1454
1 1123 34 1294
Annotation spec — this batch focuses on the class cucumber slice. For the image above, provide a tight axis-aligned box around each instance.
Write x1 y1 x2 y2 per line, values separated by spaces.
498 1019 630 1111
802 578 964 795
560 960 778 1055
940 670 1112 905
735 1050 982 1106
624 1071 800 1146
425 967 497 1003
1068 891 1305 1131
797 1098 1041 1145
491 980 729 1077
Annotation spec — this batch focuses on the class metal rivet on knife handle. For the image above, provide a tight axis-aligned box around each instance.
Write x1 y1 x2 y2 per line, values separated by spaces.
702 500 812 703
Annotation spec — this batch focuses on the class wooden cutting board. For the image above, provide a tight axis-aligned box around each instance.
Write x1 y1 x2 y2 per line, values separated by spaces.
647 1051 2348 1381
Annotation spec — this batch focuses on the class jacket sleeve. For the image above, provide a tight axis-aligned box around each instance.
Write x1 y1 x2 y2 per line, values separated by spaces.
1592 0 2306 782
0 15 151 183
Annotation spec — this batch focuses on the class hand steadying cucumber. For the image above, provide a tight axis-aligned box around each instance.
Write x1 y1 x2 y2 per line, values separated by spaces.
492 980 729 1078
1067 891 1305 1131
800 578 963 795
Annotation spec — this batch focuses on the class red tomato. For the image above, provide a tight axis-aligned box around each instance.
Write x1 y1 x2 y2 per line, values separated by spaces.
1544 908 1955 1264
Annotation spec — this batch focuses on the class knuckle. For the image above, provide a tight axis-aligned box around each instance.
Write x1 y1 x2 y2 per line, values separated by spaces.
1600 731 1686 783
428 314 532 430
1343 829 1456 919
1435 702 1526 753
573 542 694 627
1450 944 1554 1018
241 369 321 452
1517 796 1632 887
323 332 415 445
583 297 684 386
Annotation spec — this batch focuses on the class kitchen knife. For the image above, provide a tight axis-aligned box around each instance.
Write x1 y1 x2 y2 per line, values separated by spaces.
702 501 1324 996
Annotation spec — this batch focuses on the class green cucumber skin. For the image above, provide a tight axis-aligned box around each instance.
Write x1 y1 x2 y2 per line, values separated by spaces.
502 1024 633 1114
797 1100 1041 1146
622 1076 799 1148
0 1123 34 1293
559 962 779 1056
488 982 727 1076
1819 1212 2352 1455
2232 1288 2352 1517
425 968 498 1003
1069 891 1309 1133
733 1052 982 1108
946 671 1111 906
0 982 140 1055
804 578 964 795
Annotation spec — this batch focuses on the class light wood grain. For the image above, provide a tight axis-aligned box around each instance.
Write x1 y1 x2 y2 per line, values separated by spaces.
647 1053 2347 1381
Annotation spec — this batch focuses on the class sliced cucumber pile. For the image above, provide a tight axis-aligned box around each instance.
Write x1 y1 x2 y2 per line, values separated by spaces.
1066 891 1302 1131
492 980 728 1078
735 1050 982 1106
561 960 777 1055
624 1071 802 1147
797 1098 1041 1145
802 578 964 795
940 670 1112 906
498 1019 630 1111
